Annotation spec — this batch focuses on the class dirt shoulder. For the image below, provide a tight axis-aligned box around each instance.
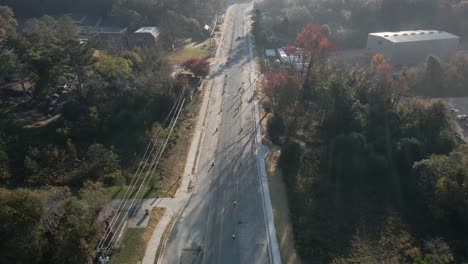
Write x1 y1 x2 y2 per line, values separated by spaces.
155 94 203 198
112 207 166 264
266 147 302 264
166 38 214 66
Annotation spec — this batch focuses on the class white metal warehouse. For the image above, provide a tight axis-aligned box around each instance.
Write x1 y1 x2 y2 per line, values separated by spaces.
366 30 459 65
128 27 160 49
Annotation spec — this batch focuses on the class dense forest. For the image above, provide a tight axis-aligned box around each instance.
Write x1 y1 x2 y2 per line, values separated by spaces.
111 0 224 41
0 5 187 262
0 0 226 40
257 0 468 49
0 0 113 17
255 5 468 263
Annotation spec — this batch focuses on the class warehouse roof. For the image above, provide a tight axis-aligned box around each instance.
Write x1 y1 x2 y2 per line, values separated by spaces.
95 27 128 34
369 30 459 43
265 49 276 57
134 27 160 39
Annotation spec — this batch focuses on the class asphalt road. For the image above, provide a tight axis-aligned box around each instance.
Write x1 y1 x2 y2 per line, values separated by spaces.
162 1 271 264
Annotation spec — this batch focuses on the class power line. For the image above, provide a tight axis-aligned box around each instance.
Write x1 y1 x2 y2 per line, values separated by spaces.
93 90 181 253
102 97 186 257
93 96 183 262
94 89 185 253
91 88 186 263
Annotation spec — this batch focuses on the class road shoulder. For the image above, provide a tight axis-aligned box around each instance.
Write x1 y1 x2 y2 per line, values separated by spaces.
265 147 302 264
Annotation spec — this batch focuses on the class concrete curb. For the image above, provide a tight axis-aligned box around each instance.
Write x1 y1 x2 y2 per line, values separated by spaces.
142 210 173 264
253 102 281 264
156 79 215 264
246 2 282 264
155 6 231 263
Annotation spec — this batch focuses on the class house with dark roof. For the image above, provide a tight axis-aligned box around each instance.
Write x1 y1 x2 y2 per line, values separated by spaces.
92 27 128 49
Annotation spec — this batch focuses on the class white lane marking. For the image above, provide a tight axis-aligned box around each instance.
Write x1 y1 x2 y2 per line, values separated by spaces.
217 190 226 264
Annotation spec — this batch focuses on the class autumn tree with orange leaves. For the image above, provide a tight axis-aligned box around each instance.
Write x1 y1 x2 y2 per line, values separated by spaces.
371 53 410 101
263 71 288 109
263 70 303 122
371 53 395 99
181 58 210 78
371 53 393 80
296 23 334 87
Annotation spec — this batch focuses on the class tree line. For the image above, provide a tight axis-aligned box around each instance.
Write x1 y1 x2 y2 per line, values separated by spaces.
0 5 185 262
0 0 112 17
259 22 468 263
404 52 468 97
2 0 227 44
257 0 468 49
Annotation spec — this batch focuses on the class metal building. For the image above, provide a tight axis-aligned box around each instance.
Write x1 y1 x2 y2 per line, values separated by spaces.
128 27 160 49
366 30 459 65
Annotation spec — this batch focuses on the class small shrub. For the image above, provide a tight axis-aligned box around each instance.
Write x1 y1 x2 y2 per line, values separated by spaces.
279 142 301 180
267 113 285 144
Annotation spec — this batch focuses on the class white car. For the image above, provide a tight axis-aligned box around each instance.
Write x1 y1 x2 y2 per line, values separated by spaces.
456 114 467 121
